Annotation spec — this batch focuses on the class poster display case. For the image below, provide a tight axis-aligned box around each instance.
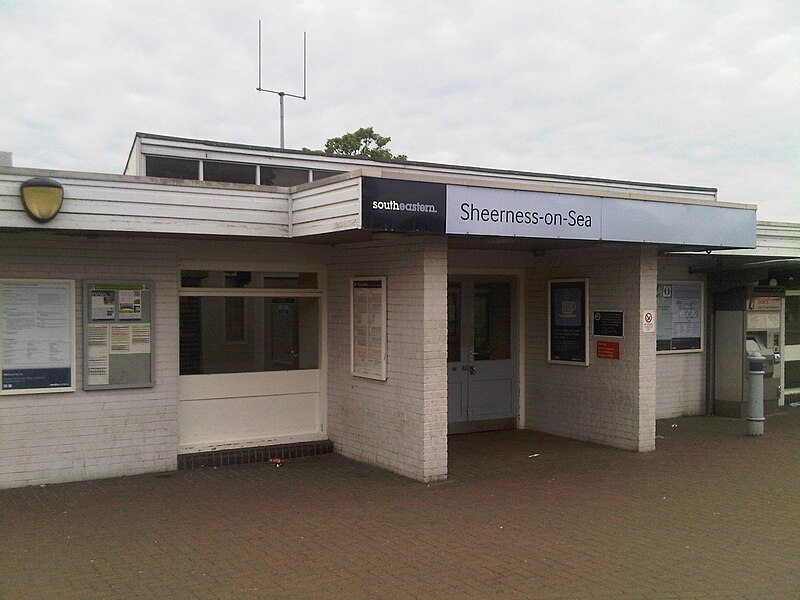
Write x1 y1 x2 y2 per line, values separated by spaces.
351 277 387 380
548 279 589 365
656 281 703 352
1 279 76 394
83 281 154 390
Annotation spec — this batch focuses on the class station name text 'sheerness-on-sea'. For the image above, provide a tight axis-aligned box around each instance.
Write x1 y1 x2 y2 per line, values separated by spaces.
458 203 593 228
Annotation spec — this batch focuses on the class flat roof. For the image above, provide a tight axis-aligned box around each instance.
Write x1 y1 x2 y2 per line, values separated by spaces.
131 132 718 195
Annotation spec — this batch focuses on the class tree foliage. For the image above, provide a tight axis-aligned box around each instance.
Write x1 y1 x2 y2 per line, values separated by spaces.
323 126 407 160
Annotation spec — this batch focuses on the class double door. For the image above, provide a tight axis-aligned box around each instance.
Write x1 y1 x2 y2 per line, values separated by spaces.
447 277 517 433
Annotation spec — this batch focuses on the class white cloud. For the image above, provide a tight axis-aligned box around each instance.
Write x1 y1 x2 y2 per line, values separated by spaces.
1 0 798 220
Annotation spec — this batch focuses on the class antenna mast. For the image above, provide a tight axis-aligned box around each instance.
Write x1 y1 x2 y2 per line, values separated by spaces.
256 20 307 149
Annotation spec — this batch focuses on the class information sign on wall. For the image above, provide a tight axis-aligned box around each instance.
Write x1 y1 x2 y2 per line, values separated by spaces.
596 340 620 359
84 282 154 389
351 277 387 380
548 279 588 365
593 310 624 337
656 281 703 351
1 279 76 394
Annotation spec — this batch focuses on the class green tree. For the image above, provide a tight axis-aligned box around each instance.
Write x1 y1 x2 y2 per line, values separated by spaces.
323 127 407 160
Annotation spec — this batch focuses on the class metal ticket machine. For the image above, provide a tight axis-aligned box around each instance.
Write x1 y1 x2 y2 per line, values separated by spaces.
713 285 784 417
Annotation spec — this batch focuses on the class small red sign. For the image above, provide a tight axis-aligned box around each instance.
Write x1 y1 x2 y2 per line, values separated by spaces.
597 340 620 359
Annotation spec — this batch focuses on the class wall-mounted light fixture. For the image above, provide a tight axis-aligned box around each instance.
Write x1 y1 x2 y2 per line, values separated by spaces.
20 177 63 223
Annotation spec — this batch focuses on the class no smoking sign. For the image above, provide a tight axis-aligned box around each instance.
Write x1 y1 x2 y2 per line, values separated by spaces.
642 310 655 333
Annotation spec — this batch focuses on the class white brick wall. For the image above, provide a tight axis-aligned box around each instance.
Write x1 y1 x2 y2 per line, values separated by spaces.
0 232 179 488
326 235 448 482
655 256 708 418
524 245 657 452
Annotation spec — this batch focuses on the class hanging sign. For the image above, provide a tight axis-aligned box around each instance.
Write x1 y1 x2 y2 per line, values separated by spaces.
360 178 757 249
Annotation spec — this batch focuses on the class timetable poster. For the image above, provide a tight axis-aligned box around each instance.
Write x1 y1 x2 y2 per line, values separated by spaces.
1 280 75 393
351 278 387 380
656 282 702 351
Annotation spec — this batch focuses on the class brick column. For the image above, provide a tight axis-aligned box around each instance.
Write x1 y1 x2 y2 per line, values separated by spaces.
636 246 658 452
327 235 448 482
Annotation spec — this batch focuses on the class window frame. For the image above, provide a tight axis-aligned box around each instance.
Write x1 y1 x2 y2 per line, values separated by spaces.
178 268 323 375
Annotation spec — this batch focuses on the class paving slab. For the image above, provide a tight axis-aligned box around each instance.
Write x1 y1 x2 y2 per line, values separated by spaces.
2 408 799 599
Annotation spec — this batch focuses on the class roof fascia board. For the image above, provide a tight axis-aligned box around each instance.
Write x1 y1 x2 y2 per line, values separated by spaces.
356 169 746 209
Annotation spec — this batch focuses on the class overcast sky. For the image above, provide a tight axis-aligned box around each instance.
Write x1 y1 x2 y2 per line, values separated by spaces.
1 1 798 220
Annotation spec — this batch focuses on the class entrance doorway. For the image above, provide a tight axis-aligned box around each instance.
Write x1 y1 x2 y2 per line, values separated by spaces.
447 277 517 433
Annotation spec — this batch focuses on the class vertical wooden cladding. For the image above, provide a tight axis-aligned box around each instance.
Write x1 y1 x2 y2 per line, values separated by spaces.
291 177 361 236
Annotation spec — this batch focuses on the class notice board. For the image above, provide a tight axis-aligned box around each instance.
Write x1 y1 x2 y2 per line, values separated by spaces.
83 282 154 390
1 279 76 394
656 282 703 351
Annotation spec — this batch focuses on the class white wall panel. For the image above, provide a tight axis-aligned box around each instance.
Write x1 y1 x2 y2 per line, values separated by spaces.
0 232 179 488
291 177 361 236
1 169 289 238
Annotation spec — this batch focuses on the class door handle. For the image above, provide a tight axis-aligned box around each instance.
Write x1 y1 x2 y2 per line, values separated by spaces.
469 366 476 375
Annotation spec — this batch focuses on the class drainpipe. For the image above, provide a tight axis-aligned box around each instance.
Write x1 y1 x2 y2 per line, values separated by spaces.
705 287 716 415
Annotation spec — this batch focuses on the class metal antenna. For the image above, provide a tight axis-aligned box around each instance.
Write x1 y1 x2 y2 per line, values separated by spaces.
256 20 307 149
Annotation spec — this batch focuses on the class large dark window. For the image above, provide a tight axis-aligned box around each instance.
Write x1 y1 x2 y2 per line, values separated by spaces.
146 156 199 180
204 161 257 184
179 296 319 375
179 270 320 375
312 169 343 181
181 271 318 290
260 166 310 187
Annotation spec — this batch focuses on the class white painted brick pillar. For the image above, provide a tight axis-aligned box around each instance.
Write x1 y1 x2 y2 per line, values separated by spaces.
636 246 658 452
327 235 448 482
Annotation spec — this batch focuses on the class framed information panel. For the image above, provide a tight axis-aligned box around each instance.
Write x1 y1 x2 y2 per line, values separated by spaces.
1 279 76 395
83 281 154 390
351 277 387 380
656 281 703 352
548 279 589 365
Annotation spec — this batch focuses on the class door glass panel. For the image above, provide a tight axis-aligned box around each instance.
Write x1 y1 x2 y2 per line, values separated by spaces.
447 284 461 362
473 282 511 361
786 295 800 345
267 299 299 370
785 360 800 389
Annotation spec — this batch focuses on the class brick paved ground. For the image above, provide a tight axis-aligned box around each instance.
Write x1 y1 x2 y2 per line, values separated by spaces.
2 408 799 599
